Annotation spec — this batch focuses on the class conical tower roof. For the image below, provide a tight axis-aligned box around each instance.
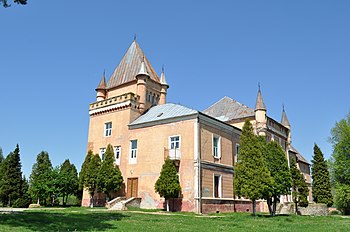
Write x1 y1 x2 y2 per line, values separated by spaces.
95 72 106 90
137 59 150 77
160 66 168 85
107 40 160 88
281 106 291 127
255 86 266 111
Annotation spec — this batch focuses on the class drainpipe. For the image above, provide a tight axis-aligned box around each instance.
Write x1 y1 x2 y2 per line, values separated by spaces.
197 115 202 214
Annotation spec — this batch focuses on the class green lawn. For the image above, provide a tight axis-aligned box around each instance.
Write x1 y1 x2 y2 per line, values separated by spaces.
0 207 349 232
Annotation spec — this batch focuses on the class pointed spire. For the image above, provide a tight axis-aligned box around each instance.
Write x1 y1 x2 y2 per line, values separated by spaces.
281 105 291 127
255 83 266 111
136 57 150 77
95 71 107 90
160 65 168 85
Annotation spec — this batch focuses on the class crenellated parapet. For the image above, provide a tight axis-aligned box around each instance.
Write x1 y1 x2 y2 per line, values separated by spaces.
89 92 140 116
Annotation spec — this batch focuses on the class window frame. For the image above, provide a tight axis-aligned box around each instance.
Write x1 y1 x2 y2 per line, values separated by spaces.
235 143 240 163
212 134 221 159
169 135 181 150
129 140 138 164
104 122 112 137
100 147 106 161
114 146 121 165
213 174 222 198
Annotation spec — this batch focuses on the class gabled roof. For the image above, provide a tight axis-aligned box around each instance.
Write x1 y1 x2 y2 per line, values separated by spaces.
107 40 160 89
129 103 197 126
289 146 309 164
255 88 266 111
203 96 254 122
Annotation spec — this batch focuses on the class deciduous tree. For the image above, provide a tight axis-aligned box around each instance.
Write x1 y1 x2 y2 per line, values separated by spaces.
234 120 273 216
311 144 333 207
155 158 181 212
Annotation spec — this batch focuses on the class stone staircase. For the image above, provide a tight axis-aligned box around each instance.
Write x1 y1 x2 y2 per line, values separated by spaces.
108 197 141 211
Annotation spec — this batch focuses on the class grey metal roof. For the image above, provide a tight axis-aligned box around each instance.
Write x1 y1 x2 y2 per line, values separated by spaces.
289 146 310 164
203 96 254 122
130 103 197 126
255 88 266 111
281 108 291 127
106 40 160 89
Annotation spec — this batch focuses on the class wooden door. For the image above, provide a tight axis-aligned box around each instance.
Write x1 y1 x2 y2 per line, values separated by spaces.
127 178 138 198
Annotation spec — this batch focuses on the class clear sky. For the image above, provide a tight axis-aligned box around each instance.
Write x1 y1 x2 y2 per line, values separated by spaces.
1 1 349 177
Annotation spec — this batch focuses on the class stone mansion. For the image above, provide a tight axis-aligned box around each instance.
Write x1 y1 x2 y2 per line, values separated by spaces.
82 40 311 213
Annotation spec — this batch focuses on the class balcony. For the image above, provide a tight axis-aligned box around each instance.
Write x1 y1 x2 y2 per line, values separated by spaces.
164 148 181 165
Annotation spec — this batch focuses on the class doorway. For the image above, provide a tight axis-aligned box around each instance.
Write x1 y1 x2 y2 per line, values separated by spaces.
127 178 138 198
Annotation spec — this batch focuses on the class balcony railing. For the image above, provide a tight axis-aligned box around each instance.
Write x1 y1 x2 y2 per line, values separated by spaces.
164 148 181 161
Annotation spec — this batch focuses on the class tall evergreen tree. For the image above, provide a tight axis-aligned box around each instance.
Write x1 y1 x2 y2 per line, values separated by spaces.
290 158 309 213
84 153 101 207
29 151 53 205
0 147 4 163
0 145 23 206
59 159 79 206
78 150 94 201
155 158 181 212
264 140 292 216
329 113 350 214
234 120 273 216
311 144 333 207
97 144 123 202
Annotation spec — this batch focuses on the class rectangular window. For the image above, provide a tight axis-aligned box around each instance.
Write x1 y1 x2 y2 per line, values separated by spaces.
114 146 121 165
104 122 112 137
169 136 180 150
129 140 137 164
100 148 106 161
214 175 222 198
213 135 221 158
235 143 240 163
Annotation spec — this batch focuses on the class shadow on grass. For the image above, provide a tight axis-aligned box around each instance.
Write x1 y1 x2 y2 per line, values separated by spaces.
256 214 291 218
0 211 129 231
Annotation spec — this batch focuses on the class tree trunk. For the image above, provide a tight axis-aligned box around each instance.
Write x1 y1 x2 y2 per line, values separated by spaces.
272 196 277 216
252 200 256 216
90 194 94 208
37 197 40 205
166 199 169 212
267 198 273 216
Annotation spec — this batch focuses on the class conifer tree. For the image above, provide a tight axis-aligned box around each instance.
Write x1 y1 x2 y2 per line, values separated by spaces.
234 120 273 216
311 144 333 207
0 145 23 206
59 159 79 206
264 140 292 216
0 147 3 163
29 151 53 205
78 150 94 200
84 153 101 207
290 158 309 213
97 144 123 202
155 158 181 212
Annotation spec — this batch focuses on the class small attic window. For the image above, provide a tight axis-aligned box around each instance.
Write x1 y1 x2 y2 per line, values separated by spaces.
157 113 163 117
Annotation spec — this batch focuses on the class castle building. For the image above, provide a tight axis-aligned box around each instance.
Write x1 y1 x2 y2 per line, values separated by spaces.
84 40 311 213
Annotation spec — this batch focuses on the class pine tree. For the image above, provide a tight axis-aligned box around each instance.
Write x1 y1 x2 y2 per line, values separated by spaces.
264 140 292 216
84 153 101 207
0 147 4 163
29 151 53 205
311 144 333 207
0 145 23 206
290 158 309 213
155 158 181 212
97 144 123 202
78 150 94 201
59 159 79 206
234 120 273 216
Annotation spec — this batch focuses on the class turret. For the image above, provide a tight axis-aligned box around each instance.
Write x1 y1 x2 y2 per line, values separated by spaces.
159 66 169 105
136 59 150 113
281 105 292 145
254 85 267 136
95 72 107 101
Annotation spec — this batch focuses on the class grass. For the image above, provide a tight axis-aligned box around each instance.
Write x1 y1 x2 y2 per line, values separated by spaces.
0 207 349 232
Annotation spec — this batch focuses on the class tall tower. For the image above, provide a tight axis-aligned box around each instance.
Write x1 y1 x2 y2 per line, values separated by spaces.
281 106 292 146
159 67 169 105
95 72 106 101
254 85 267 136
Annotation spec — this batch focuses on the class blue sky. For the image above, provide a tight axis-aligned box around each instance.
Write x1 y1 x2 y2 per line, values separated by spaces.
1 1 349 177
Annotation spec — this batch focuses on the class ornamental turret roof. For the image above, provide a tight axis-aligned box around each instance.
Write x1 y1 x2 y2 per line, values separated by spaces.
255 86 266 111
